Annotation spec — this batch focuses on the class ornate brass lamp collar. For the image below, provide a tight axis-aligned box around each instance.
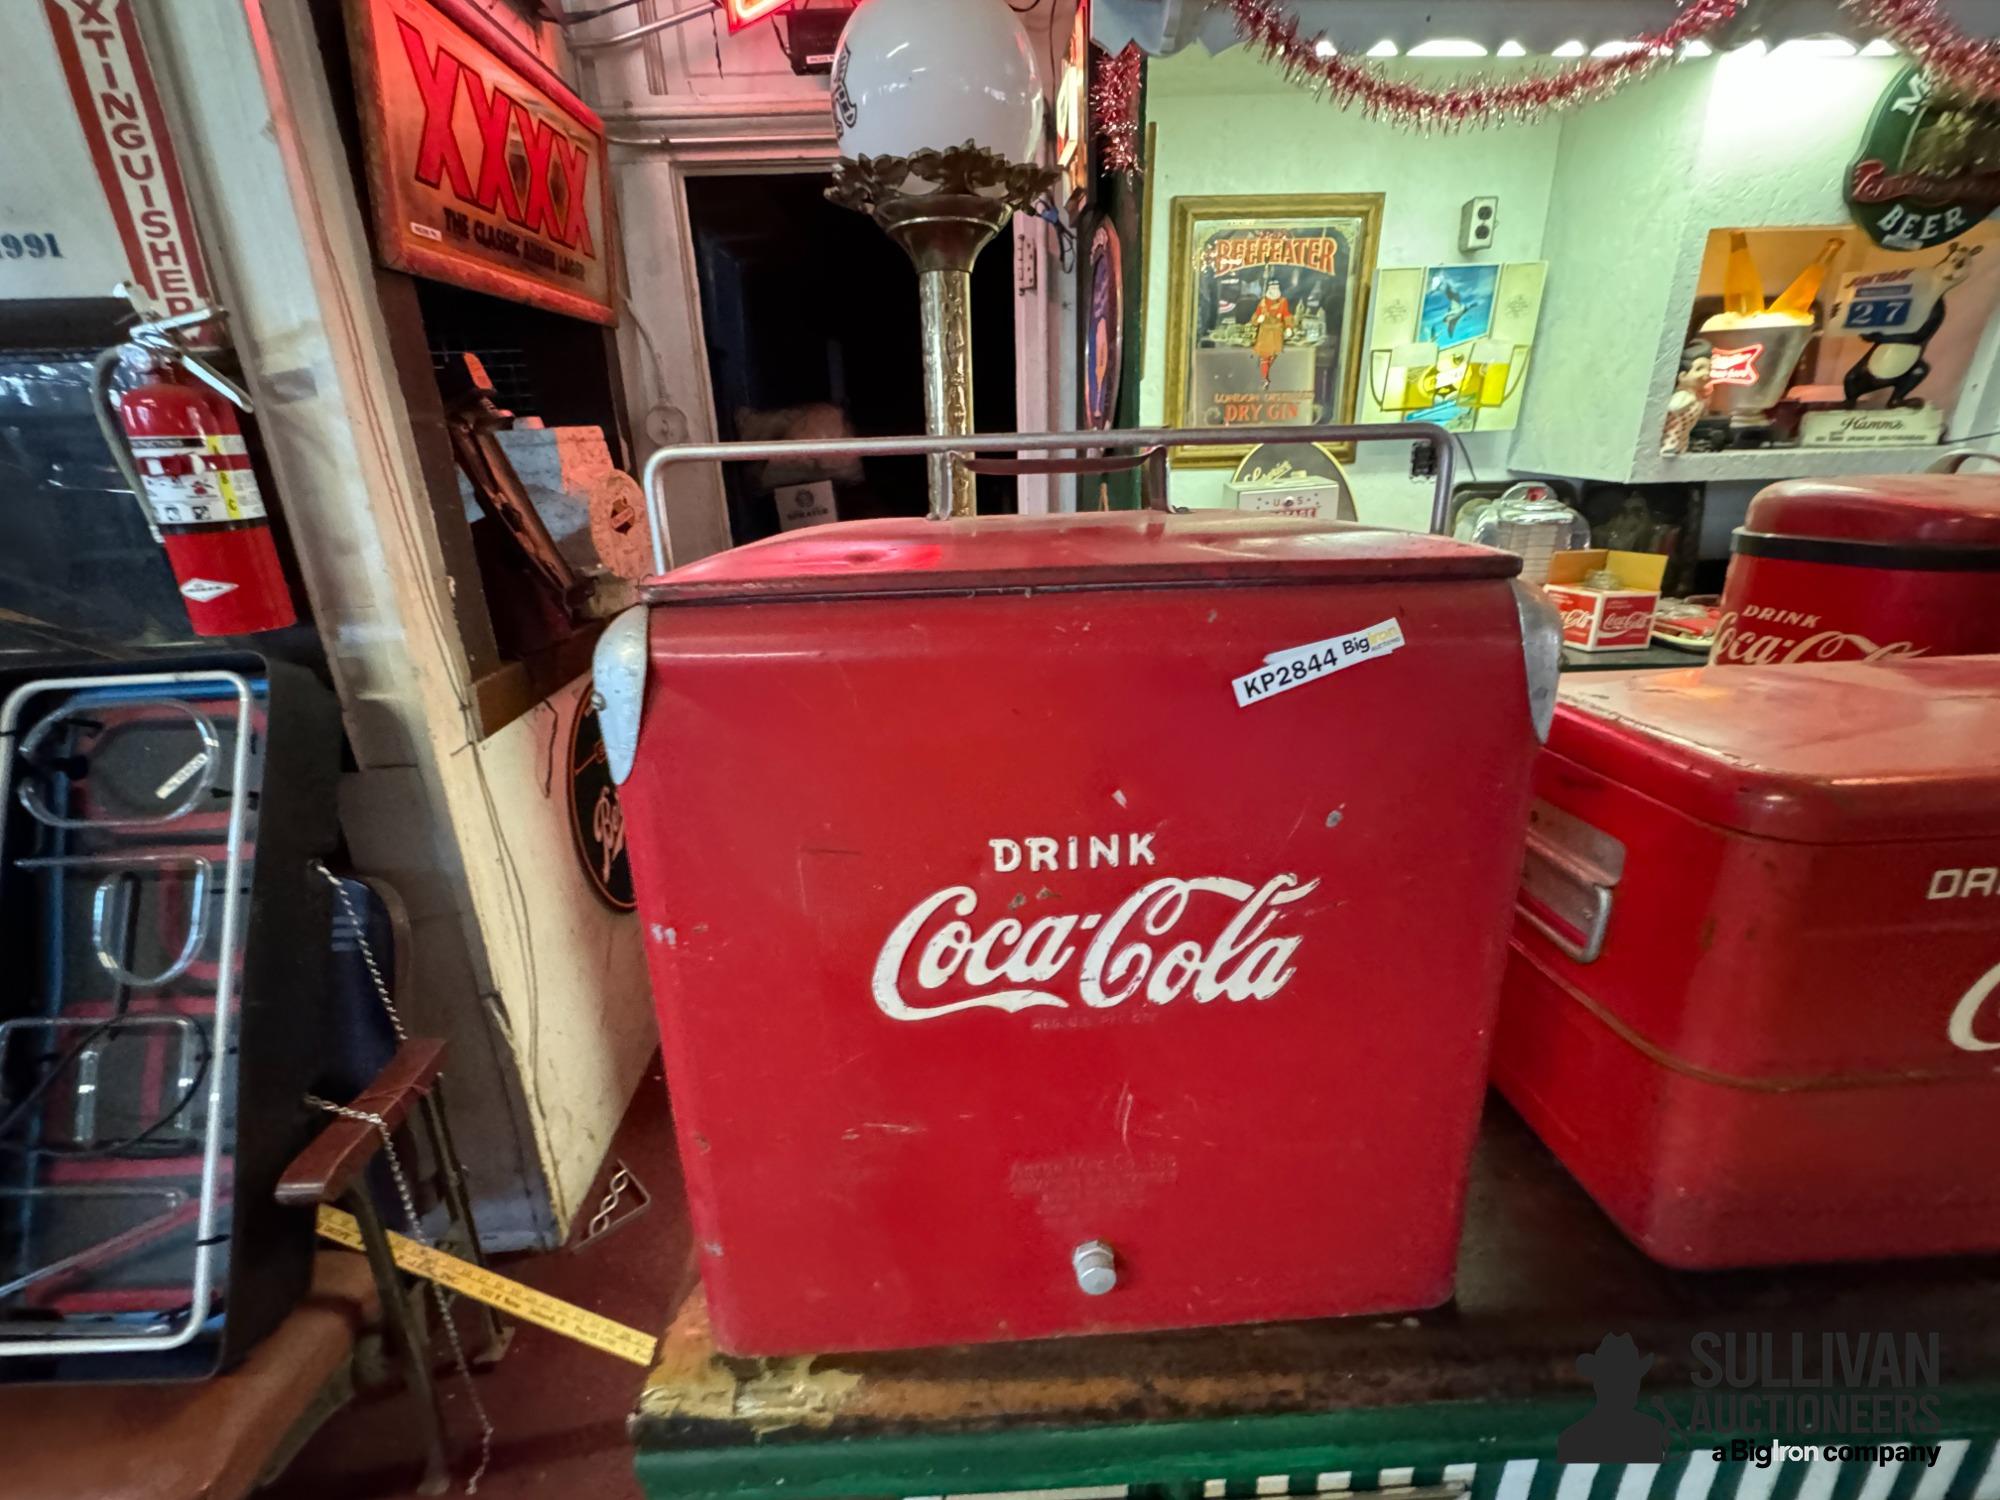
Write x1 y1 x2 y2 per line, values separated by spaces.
826 141 1061 218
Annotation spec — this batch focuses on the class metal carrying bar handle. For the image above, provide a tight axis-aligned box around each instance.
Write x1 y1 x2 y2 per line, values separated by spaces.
640 423 1459 577
960 447 1173 511
961 451 1161 476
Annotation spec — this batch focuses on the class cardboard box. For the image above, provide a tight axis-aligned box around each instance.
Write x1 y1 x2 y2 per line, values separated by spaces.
1545 549 1668 651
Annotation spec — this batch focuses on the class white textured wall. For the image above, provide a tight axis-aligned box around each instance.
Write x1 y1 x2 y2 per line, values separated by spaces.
1512 50 2000 489
1145 48 2000 518
1507 61 1711 482
1138 51 1567 531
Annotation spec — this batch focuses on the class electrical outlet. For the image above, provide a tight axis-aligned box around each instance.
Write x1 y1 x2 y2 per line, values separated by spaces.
1461 196 1498 254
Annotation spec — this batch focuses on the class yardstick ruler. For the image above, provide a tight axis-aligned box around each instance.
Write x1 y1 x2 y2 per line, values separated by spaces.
316 1205 660 1367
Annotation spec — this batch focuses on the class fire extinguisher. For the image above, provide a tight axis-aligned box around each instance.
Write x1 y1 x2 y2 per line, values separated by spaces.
92 319 297 637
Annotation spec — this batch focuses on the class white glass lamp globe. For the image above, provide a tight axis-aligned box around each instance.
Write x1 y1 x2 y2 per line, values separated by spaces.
832 0 1046 187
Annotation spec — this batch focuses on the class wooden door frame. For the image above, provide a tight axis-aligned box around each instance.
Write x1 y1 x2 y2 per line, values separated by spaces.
607 94 1071 561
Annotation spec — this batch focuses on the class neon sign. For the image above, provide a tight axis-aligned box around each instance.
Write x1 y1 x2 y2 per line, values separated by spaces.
720 0 798 30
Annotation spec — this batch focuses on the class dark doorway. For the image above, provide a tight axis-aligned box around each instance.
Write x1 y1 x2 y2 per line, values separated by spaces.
685 172 1017 544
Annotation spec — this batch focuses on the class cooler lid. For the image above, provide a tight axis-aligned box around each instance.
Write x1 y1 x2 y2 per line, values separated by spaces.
1550 658 2000 843
642 512 1519 602
1745 475 2000 550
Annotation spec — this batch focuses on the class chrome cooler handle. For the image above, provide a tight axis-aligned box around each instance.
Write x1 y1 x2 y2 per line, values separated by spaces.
1515 801 1626 965
637 422 1461 575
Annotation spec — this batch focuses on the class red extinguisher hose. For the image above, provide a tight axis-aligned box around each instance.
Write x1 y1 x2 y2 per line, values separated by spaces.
88 344 163 544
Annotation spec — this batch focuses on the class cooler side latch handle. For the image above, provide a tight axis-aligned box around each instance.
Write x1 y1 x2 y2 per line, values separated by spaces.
1511 580 1563 745
1516 800 1625 965
593 606 650 787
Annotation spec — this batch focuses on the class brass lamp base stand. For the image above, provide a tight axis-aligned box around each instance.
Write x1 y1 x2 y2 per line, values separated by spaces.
829 143 1061 519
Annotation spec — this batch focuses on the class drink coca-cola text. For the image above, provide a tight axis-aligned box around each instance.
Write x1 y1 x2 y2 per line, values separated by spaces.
1711 609 1925 667
872 847 1321 1020
1948 959 2000 1053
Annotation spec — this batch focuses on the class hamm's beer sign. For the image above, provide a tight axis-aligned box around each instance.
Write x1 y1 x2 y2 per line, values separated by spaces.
347 0 616 323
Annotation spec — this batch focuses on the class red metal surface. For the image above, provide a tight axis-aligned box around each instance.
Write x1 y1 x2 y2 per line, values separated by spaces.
1744 474 2000 546
620 513 1541 1354
643 511 1517 598
1494 659 2000 1269
1552 660 2000 842
155 529 294 636
1713 475 2000 666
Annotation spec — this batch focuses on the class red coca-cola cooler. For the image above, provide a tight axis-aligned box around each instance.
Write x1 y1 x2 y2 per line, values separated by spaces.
596 502 1561 1354
1711 472 2000 666
1494 659 2000 1269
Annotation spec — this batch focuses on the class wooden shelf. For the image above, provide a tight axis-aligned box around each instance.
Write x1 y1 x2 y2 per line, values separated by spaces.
1630 444 1954 486
631 1102 2000 1500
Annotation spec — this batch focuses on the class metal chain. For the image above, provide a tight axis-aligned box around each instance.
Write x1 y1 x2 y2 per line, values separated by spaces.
306 1093 494 1494
315 862 409 1042
306 865 487 1490
586 1163 633 1241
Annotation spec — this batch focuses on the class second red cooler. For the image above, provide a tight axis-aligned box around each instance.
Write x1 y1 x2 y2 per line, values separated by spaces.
1711 474 2000 666
1496 659 2000 1269
599 511 1559 1354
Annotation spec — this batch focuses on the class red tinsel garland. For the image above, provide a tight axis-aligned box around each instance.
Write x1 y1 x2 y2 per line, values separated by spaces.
1219 0 1746 129
1843 0 2000 99
1092 43 1145 174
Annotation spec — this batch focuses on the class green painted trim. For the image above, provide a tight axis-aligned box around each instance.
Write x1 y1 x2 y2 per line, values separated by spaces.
633 1386 2000 1500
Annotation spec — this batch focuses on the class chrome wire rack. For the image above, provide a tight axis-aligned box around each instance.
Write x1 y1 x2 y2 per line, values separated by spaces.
0 671 258 1360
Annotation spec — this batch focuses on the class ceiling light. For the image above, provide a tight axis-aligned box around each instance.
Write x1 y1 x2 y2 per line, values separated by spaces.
1860 38 1900 56
1366 39 1399 58
1314 37 1337 59
1776 36 1858 57
1409 39 1488 57
1592 40 1650 57
1497 40 1527 58
1682 40 1714 57
1551 40 1586 58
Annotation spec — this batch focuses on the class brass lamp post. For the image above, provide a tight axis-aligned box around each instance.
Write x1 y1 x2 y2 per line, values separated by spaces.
825 0 1061 519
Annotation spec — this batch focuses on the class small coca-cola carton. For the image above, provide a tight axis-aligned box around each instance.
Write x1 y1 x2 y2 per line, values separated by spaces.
1545 549 1668 651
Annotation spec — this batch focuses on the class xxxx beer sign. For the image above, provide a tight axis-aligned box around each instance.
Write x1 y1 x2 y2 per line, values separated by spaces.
347 0 616 323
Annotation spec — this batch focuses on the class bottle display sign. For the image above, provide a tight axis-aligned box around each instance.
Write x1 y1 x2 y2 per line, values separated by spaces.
1360 262 1547 434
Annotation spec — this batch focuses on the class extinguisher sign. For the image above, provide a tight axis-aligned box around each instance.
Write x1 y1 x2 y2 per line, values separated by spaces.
128 434 270 525
40 0 212 315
